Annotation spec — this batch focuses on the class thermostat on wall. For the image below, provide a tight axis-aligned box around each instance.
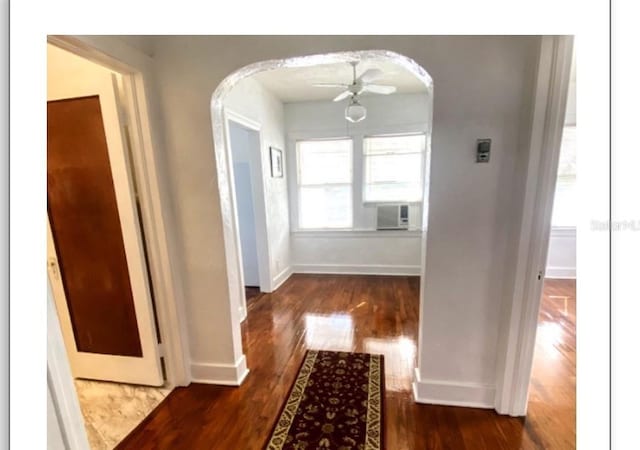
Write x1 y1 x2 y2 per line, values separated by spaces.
476 139 491 163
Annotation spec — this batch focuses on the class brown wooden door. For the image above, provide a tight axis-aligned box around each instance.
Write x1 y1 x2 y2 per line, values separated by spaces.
46 63 162 385
48 95 143 357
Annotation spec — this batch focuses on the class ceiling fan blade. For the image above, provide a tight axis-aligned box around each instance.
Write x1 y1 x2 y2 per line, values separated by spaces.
357 68 384 83
333 90 353 102
361 84 397 95
312 83 349 88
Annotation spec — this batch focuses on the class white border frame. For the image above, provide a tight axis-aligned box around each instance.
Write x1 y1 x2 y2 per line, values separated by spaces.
494 35 574 416
47 36 191 387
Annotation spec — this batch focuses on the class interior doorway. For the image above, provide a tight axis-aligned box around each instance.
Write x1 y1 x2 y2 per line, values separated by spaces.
230 122 261 287
525 44 576 446
47 43 171 449
226 117 270 315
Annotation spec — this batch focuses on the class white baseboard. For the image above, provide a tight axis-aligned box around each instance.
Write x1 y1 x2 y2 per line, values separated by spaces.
271 266 293 291
292 263 421 276
545 266 576 279
190 355 249 386
412 368 495 409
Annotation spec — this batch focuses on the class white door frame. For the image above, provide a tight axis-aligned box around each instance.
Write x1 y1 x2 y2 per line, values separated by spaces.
223 109 272 319
48 279 91 450
46 36 191 388
494 35 574 416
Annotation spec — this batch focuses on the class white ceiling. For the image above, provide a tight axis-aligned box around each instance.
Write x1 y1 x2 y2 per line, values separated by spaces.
252 59 428 103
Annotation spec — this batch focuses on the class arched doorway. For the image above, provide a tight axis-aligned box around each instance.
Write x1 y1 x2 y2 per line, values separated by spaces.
209 50 434 376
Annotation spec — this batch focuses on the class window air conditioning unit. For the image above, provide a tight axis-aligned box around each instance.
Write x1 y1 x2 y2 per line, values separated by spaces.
376 204 409 230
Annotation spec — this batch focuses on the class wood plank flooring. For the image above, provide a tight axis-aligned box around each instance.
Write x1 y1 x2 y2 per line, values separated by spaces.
116 275 576 449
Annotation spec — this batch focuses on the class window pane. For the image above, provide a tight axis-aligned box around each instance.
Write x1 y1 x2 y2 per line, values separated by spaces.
365 182 423 203
367 153 422 183
299 185 352 229
551 126 576 227
363 134 426 155
363 134 426 202
298 139 352 185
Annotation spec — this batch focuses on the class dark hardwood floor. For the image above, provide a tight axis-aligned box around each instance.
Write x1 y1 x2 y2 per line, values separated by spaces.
116 275 576 449
244 286 263 305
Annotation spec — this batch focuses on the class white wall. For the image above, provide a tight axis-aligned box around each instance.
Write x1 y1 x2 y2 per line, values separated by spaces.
292 230 422 275
224 77 291 289
413 37 538 402
48 43 119 98
104 35 541 400
546 228 576 278
284 93 430 274
47 384 67 450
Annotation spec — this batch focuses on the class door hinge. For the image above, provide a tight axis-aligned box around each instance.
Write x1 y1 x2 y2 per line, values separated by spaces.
157 343 165 357
537 270 543 281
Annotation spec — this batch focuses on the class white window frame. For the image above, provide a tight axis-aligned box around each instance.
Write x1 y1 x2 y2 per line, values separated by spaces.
296 137 354 230
361 132 427 205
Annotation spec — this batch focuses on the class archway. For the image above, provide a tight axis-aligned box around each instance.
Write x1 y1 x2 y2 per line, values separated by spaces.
209 50 434 382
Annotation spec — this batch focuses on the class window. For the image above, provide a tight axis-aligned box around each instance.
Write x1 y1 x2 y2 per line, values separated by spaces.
363 134 426 203
297 139 353 229
551 126 576 227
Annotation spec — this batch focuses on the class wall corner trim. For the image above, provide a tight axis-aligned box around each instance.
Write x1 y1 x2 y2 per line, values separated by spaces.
190 355 249 386
292 264 421 276
412 368 496 409
272 266 293 292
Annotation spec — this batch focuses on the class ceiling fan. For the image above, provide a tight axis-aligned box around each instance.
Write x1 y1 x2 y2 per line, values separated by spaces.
312 61 397 123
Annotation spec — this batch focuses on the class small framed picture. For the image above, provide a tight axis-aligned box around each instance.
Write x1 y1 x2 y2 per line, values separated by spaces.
270 147 284 178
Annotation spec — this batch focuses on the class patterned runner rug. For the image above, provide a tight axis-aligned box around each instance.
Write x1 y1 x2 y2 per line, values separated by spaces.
265 350 385 450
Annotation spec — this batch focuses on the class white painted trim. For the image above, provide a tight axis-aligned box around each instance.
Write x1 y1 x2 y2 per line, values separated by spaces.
272 266 293 291
118 70 191 386
223 109 273 322
292 264 421 276
412 369 495 409
550 225 577 237
47 281 90 450
545 266 576 279
494 36 574 417
48 35 191 387
190 356 250 386
291 229 421 238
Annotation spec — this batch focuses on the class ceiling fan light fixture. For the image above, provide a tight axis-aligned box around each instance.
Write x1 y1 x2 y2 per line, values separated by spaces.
345 97 366 123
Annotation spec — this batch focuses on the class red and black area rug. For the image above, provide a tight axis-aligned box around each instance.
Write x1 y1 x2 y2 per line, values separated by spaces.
265 350 385 450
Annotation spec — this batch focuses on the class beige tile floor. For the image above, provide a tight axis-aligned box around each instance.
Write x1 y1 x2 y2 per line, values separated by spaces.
74 379 171 449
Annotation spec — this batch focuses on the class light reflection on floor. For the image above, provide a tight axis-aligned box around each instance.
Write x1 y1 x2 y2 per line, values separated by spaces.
364 336 416 391
304 313 354 352
535 321 563 360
